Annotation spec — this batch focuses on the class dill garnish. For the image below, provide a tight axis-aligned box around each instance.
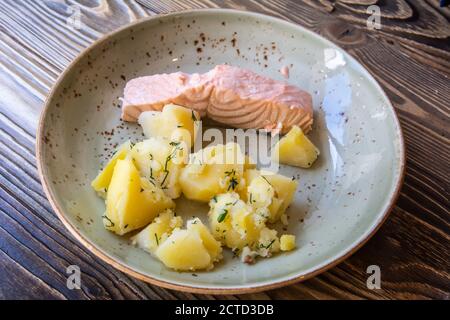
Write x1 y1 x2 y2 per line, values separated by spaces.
262 239 275 249
261 176 272 186
102 215 115 227
227 177 239 191
217 209 228 223
154 233 159 246
161 170 169 187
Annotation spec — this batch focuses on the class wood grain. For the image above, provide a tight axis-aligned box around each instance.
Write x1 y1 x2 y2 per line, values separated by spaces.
0 0 449 300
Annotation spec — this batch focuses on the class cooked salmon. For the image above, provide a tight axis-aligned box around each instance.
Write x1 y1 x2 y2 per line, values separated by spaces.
121 65 313 133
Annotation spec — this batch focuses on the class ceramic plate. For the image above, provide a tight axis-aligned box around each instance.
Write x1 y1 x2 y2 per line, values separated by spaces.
37 9 405 294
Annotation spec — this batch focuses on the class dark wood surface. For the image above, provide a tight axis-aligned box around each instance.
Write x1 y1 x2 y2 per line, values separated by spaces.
0 0 449 300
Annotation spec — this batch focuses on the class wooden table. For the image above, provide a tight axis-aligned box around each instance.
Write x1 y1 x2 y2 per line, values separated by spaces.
0 0 448 300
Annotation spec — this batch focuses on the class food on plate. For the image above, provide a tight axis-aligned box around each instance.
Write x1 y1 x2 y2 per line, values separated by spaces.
280 234 296 251
241 169 298 223
209 192 265 250
91 140 132 198
130 137 189 199
155 218 223 271
121 65 313 134
272 125 319 168
93 92 317 270
132 209 182 253
179 142 246 202
208 189 293 263
138 103 200 147
103 158 175 235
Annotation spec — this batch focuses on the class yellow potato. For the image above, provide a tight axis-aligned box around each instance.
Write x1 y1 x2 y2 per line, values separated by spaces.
243 169 298 223
104 159 175 235
131 209 182 253
130 137 189 199
257 227 280 255
272 125 319 168
91 140 131 198
155 218 222 271
247 176 275 209
208 193 265 250
179 143 246 202
280 234 296 251
187 218 223 263
138 104 200 147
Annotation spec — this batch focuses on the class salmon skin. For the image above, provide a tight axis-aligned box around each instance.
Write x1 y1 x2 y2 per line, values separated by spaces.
121 65 313 134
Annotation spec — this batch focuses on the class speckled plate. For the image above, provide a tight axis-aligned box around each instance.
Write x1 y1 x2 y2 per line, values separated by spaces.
37 9 405 294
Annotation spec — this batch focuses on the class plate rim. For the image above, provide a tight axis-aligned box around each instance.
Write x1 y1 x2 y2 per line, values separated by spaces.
36 8 405 294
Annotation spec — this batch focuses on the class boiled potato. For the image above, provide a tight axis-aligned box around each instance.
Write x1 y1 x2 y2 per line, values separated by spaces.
272 125 319 168
280 234 296 251
179 143 246 202
138 104 200 147
104 158 175 235
131 209 182 253
208 192 265 250
130 137 189 199
256 227 280 257
155 218 222 271
91 140 131 198
242 169 298 223
187 218 222 263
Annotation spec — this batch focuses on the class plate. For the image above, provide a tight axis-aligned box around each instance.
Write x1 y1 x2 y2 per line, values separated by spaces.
37 9 405 294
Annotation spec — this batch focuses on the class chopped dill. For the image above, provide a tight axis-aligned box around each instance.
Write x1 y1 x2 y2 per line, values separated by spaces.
102 215 115 227
227 177 239 191
262 239 275 249
261 176 272 186
161 170 169 187
217 209 228 223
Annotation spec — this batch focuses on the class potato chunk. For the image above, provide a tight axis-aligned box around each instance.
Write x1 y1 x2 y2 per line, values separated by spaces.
91 140 131 198
280 234 296 251
272 125 319 168
138 104 200 147
242 169 298 223
130 137 189 199
179 143 246 202
131 209 182 253
104 159 175 235
208 193 265 250
155 218 222 271
187 218 222 263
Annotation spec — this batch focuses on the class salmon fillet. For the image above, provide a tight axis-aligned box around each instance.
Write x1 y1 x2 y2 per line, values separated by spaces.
121 65 313 133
